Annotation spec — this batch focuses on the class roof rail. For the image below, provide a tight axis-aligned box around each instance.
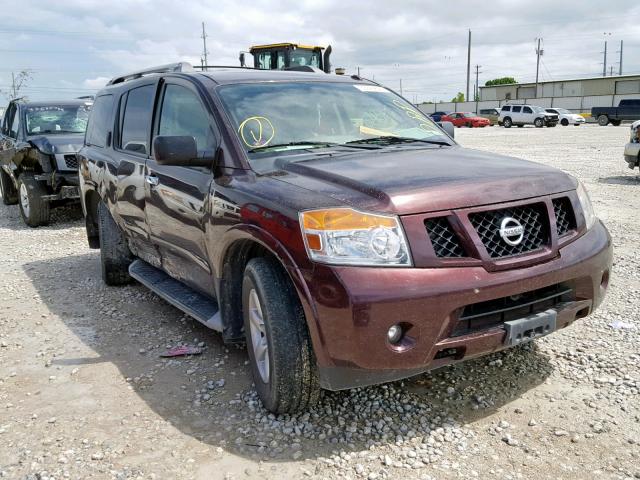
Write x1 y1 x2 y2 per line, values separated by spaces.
107 62 193 85
193 65 257 70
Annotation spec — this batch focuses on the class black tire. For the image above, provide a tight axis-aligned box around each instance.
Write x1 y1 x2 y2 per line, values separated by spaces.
561 118 569 126
517 124 524 128
548 122 557 127
597 115 609 126
0 169 18 205
242 257 320 414
611 120 622 126
503 117 512 128
97 201 133 285
17 174 50 227
534 117 544 128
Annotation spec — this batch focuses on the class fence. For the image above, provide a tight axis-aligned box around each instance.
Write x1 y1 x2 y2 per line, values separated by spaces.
416 93 640 118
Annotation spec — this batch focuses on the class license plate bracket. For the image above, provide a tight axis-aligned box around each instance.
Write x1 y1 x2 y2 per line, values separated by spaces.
504 309 557 346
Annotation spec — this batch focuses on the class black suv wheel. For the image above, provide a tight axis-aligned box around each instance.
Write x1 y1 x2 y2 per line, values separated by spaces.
503 117 513 128
18 174 50 227
242 257 320 413
0 169 18 205
534 117 544 128
98 201 133 285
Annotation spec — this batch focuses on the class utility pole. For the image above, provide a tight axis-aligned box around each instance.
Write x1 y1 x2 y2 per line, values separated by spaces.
617 40 623 75
11 72 16 99
357 66 360 77
466 29 471 101
602 32 611 77
399 78 403 97
474 64 482 112
535 38 543 98
201 22 209 71
610 66 614 76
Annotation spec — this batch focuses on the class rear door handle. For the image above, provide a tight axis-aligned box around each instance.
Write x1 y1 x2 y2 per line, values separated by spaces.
145 175 159 186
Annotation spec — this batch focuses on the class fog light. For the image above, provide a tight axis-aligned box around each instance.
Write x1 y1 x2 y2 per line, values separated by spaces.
387 324 403 344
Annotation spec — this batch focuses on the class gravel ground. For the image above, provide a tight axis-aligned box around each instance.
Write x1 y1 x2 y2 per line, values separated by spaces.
0 124 639 480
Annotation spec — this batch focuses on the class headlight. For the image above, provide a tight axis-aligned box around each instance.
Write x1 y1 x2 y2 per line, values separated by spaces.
576 182 596 230
299 208 412 266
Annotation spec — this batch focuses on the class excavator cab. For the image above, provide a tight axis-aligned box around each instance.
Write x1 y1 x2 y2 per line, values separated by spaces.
241 43 332 73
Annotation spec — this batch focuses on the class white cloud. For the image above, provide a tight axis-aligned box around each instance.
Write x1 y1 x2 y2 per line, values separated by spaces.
83 77 110 89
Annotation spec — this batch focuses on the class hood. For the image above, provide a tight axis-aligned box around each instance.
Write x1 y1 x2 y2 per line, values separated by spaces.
271 146 577 215
28 134 84 155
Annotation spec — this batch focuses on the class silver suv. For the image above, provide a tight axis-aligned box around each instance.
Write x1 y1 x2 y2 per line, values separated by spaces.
499 104 558 128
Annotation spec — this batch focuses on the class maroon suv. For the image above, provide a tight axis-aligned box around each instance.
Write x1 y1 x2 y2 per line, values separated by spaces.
79 64 612 413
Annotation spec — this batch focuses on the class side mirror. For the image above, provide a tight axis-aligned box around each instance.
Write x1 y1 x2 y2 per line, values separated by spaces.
153 135 213 167
440 121 455 139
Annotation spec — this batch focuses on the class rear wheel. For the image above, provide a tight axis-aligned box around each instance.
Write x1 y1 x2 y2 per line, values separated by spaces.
611 120 622 126
0 169 18 205
503 117 512 128
97 201 133 285
243 257 320 414
17 174 50 227
597 115 609 126
561 118 569 126
534 118 544 128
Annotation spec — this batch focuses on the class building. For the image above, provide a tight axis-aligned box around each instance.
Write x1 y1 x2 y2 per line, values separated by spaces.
417 73 640 117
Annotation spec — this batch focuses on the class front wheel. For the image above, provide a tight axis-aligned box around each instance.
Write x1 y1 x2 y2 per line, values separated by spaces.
243 257 320 413
534 118 544 128
597 115 609 126
503 117 512 128
18 174 50 227
0 169 18 205
561 119 569 126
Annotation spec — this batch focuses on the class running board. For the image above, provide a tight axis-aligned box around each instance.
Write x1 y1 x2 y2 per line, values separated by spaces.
128 259 222 332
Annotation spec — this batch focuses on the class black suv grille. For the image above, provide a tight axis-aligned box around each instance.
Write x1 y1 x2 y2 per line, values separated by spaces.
64 154 78 169
452 283 574 337
469 203 549 258
552 197 575 237
425 217 466 258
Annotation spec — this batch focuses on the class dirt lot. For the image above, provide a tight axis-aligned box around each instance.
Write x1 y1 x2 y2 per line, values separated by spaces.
0 124 639 480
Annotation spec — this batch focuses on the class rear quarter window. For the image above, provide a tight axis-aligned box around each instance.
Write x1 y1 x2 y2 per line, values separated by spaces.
86 95 113 148
119 84 156 155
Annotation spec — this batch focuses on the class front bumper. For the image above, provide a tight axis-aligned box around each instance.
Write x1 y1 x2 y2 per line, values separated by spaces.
624 142 639 169
306 221 612 390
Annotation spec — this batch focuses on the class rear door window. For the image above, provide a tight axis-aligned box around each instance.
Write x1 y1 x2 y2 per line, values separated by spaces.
85 95 113 148
120 84 155 155
512 106 522 113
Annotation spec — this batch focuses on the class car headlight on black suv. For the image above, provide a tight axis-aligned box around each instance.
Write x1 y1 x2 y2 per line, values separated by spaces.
300 208 412 266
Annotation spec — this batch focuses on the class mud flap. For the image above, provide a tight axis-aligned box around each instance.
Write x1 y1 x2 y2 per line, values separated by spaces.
504 309 557 346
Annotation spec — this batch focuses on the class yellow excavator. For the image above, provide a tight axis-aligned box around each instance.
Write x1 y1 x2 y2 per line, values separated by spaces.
240 43 332 73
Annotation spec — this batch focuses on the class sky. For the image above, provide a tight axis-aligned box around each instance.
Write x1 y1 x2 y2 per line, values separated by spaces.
1 0 640 104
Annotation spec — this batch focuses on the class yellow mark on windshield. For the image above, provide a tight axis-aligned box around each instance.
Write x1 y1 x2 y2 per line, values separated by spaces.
238 116 275 148
392 100 433 131
359 125 397 137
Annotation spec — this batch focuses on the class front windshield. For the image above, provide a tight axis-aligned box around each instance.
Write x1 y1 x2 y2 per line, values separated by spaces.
554 108 570 114
290 50 321 68
217 82 446 156
25 104 91 135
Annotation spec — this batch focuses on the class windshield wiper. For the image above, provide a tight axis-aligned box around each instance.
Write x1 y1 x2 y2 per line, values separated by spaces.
345 136 452 147
248 141 338 153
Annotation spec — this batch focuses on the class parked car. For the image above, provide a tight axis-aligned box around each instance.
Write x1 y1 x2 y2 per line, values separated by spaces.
478 108 501 125
545 108 586 126
79 63 611 414
430 111 451 122
0 99 91 226
440 112 490 128
592 99 640 126
499 104 559 128
623 120 640 171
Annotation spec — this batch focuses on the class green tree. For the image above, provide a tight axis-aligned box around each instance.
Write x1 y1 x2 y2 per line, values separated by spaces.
451 92 465 103
484 77 517 86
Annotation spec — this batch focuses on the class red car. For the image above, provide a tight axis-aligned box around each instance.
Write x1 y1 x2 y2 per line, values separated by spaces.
442 112 491 128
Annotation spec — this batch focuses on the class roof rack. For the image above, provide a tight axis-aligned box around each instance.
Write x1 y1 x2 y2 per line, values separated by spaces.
107 62 193 85
193 65 257 70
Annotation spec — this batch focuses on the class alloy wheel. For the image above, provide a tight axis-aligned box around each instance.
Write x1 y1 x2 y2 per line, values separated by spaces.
248 288 270 383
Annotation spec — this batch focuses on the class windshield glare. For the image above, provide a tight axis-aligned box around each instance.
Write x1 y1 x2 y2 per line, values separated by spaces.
25 104 91 135
217 82 446 155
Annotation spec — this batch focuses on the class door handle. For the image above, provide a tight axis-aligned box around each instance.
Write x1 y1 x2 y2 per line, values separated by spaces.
145 175 159 186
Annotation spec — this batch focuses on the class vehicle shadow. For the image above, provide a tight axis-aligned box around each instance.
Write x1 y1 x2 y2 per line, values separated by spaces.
0 202 83 230
24 252 553 462
597 174 640 185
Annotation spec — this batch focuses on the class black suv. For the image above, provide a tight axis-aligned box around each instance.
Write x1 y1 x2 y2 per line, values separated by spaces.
79 63 611 414
0 99 91 226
